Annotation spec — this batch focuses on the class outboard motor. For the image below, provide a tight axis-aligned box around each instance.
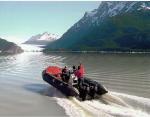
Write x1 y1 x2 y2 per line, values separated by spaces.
96 84 108 95
83 77 108 97
79 81 89 101
88 83 96 99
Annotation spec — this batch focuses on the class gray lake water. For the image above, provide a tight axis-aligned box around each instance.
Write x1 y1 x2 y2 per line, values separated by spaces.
0 50 150 116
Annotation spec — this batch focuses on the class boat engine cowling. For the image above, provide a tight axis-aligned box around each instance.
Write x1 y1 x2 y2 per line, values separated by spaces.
83 78 108 96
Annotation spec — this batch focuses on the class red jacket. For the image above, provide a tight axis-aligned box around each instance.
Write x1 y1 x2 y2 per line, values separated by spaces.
80 64 85 75
75 64 85 78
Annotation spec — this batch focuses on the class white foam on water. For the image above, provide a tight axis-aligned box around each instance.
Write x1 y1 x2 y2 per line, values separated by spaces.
55 97 85 117
53 91 150 117
101 93 130 107
43 87 83 117
85 99 150 117
112 92 150 113
112 92 150 107
55 97 112 117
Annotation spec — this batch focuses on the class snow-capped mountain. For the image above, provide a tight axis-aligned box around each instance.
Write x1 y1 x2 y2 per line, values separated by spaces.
24 32 60 45
37 32 59 41
74 1 150 28
45 1 150 51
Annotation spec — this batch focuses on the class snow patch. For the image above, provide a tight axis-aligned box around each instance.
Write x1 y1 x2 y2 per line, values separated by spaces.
126 2 138 12
85 9 97 17
106 2 113 7
108 2 125 16
141 3 150 10
38 32 59 41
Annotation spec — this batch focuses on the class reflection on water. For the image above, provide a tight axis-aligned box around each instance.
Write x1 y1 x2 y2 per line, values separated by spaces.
0 50 150 116
1 52 150 98
20 44 44 52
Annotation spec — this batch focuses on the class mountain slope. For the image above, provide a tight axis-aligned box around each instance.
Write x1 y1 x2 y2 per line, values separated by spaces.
0 38 23 54
24 32 59 45
45 1 150 51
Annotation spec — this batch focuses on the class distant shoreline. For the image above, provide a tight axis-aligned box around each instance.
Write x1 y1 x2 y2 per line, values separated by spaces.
43 50 150 54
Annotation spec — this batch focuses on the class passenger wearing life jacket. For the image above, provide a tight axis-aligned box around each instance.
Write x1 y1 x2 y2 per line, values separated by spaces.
75 64 85 85
75 64 88 100
75 64 85 77
79 63 85 77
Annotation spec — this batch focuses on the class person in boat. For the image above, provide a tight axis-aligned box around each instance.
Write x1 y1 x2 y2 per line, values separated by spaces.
79 63 85 75
61 66 67 82
69 65 78 86
75 64 88 100
72 65 77 73
75 64 85 85
62 66 67 73
61 66 70 83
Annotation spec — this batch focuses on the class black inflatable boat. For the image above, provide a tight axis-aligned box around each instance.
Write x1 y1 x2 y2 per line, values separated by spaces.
42 66 108 100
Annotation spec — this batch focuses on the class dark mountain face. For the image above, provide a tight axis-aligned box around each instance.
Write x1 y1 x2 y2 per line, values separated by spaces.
45 1 150 51
0 38 23 54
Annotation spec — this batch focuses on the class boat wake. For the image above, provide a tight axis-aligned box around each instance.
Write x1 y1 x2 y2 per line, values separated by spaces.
100 93 130 107
50 89 150 117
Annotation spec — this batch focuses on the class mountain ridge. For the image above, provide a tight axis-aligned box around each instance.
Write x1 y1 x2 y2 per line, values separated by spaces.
24 32 59 45
0 38 23 54
45 1 150 52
